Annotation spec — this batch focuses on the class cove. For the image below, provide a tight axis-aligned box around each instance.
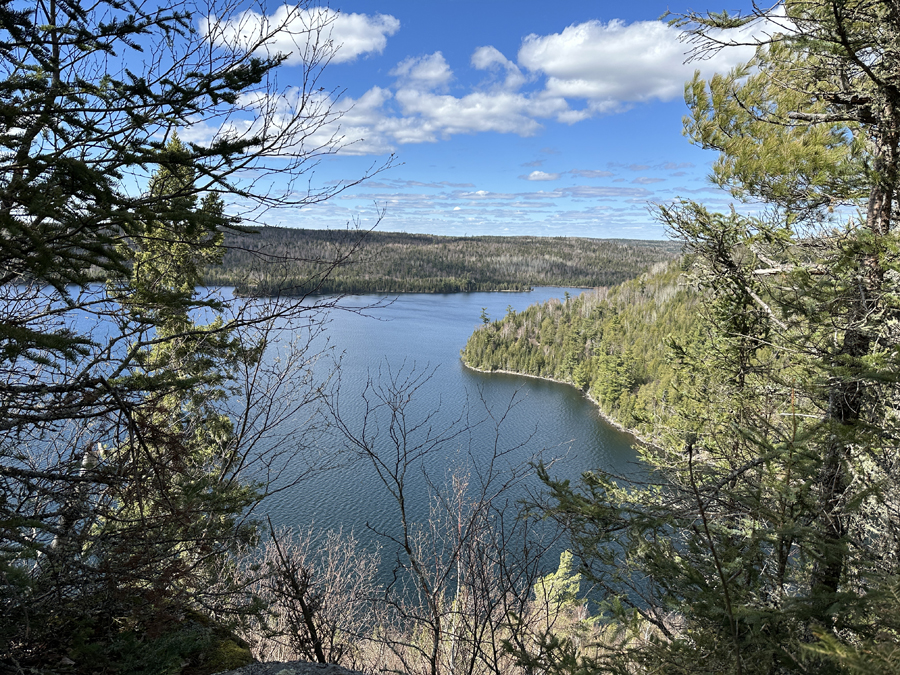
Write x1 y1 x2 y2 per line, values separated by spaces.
261 287 645 550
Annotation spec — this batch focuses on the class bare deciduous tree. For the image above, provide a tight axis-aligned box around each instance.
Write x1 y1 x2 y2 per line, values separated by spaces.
0 0 389 668
326 365 582 675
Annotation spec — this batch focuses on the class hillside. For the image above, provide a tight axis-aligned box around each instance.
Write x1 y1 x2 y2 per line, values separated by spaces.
461 259 700 442
205 226 681 295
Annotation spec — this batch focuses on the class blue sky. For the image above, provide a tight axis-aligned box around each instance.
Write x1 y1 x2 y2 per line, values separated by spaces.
197 1 763 239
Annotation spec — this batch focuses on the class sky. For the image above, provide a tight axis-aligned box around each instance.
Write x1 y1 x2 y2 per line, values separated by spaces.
198 1 765 240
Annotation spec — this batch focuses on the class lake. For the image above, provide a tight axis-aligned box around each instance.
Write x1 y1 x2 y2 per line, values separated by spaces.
258 287 644 559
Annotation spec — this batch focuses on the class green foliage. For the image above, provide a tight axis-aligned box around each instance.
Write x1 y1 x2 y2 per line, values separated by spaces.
91 137 261 620
520 2 900 673
684 47 866 215
462 260 700 441
68 610 252 675
804 576 900 674
535 550 583 611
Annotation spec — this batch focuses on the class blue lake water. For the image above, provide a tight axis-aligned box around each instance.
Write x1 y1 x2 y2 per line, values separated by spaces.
258 288 643 557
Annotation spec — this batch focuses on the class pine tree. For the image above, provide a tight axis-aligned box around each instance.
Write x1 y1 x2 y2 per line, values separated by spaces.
536 2 900 673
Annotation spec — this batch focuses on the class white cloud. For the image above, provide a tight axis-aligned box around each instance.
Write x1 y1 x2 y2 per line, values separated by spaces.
181 86 348 157
472 45 507 70
327 86 400 154
394 89 552 137
471 46 526 90
517 19 755 108
308 180 674 236
326 87 567 155
203 6 399 65
318 85 557 154
391 52 453 88
313 49 566 150
331 11 401 62
522 171 561 181
200 12 764 157
179 119 224 145
558 185 652 199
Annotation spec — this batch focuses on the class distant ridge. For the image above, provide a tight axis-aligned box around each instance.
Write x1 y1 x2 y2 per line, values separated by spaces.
205 226 681 295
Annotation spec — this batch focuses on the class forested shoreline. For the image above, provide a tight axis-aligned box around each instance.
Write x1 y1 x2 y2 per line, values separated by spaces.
461 260 699 444
206 226 681 295
6 0 900 673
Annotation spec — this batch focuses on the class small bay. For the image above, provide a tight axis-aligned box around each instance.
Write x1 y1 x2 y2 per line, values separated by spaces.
261 288 644 551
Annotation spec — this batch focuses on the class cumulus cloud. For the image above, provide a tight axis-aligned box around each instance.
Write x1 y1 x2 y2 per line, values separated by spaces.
471 45 527 90
391 52 453 88
472 45 508 70
330 12 400 61
517 19 755 110
284 86 402 156
522 171 561 181
319 48 572 151
316 85 565 154
201 11 767 157
392 89 559 138
202 6 399 65
336 86 521 152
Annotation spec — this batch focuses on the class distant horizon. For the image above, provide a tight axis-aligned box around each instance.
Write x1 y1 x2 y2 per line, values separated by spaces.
197 0 769 240
249 222 682 243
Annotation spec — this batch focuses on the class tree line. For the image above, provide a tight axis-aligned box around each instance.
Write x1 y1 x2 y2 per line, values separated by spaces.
4 0 900 674
206 227 681 295
461 259 700 443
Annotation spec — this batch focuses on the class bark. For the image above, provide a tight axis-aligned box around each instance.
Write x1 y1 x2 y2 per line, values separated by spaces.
811 101 900 608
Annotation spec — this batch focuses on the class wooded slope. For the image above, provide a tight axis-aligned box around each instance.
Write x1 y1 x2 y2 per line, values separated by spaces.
461 260 699 441
205 227 681 295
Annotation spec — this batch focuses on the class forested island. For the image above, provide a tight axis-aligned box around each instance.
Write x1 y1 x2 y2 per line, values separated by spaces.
205 226 681 295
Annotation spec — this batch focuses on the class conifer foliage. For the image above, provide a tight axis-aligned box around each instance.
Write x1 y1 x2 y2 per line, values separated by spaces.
462 261 699 441
529 2 900 673
0 0 375 669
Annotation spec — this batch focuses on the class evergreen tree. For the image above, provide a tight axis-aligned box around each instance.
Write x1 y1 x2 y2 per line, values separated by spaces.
534 2 900 673
87 136 259 624
0 0 379 669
